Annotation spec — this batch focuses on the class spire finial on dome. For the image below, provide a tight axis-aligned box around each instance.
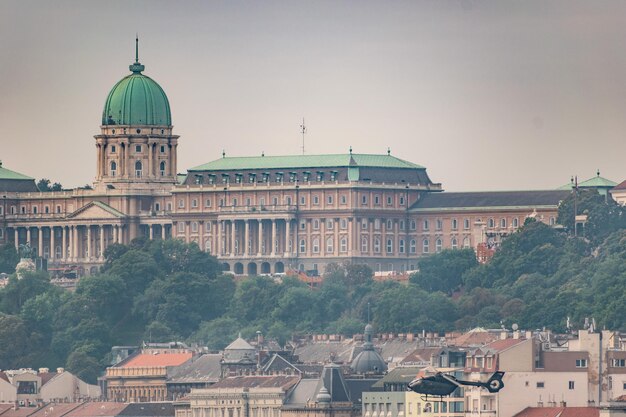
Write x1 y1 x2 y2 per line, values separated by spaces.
129 35 145 74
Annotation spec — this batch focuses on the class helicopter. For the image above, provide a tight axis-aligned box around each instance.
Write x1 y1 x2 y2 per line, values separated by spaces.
407 371 505 400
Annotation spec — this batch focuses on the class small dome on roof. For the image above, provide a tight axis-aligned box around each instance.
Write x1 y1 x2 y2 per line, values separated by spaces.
350 323 387 375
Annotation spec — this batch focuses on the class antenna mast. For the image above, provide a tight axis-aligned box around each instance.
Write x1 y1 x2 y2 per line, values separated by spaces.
300 118 306 155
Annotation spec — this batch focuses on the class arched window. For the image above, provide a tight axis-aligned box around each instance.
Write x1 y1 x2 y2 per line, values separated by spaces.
513 218 519 228
435 238 442 252
135 160 143 177
410 220 417 230
326 237 334 253
451 219 458 230
500 218 507 228
110 161 117 177
451 238 458 249
205 239 212 253
488 218 495 228
463 237 470 248
374 238 381 253
340 237 347 253
386 238 393 254
312 238 320 254
410 239 417 254
361 237 368 253
160 161 166 176
422 238 430 254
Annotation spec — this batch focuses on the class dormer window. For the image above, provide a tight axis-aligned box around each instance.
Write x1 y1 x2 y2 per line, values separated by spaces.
303 171 311 182
208 174 216 185
330 171 338 181
235 173 243 184
249 173 256 183
222 174 230 184
262 172 270 183
316 171 324 181
276 172 284 183
289 172 297 182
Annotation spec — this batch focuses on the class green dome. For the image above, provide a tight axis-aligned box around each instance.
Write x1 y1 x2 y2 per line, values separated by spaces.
102 60 171 126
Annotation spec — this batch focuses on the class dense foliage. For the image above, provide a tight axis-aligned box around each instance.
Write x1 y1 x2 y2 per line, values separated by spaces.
0 190 623 382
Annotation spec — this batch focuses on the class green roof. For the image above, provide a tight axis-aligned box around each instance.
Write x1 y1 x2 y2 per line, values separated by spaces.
189 153 425 172
559 172 617 190
0 164 34 181
102 57 171 126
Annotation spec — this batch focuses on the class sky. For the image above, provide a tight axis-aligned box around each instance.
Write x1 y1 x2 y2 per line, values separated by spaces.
0 1 624 191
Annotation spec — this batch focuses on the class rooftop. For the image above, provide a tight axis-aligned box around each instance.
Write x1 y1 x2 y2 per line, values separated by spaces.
209 375 300 390
513 407 599 417
411 190 570 211
189 153 425 172
118 352 193 368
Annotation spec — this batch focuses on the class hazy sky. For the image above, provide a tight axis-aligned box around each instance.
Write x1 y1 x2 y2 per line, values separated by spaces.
1 1 624 190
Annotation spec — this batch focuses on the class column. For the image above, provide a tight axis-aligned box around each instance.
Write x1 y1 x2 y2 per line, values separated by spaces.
348 217 354 256
99 225 105 260
161 224 166 239
120 143 126 177
113 225 118 243
96 144 101 178
334 219 339 256
230 220 236 256
149 224 154 240
50 226 56 260
257 220 263 256
14 228 19 250
285 219 291 256
148 143 153 178
172 144 178 177
62 226 67 260
217 221 223 255
270 219 276 256
244 220 249 256
87 226 92 260
26 227 31 245
37 227 43 258
72 226 78 261
369 218 374 256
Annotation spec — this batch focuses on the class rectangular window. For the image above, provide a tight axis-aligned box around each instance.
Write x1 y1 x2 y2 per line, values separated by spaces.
135 145 141 152
177 222 185 233
326 219 334 230
362 195 368 205
205 199 212 207
464 218 470 229
374 195 380 205
327 195 333 204
340 219 348 229
436 219 443 230
423 219 429 231
300 196 306 205
191 222 198 232
300 220 306 230
387 196 393 205
178 199 185 208
191 199 198 208
160 145 166 153
576 359 588 368
340 195 347 204
537 382 545 388
313 196 319 205
569 381 575 390
313 219 320 230
612 359 626 367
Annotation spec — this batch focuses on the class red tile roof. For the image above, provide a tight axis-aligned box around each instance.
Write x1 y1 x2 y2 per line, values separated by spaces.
486 338 526 352
120 352 193 368
64 402 129 417
27 403 82 417
513 407 599 417
449 330 499 347
613 180 626 190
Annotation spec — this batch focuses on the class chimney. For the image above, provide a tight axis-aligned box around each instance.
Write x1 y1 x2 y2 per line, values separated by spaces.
513 331 520 339
56 367 64 373
256 331 264 347
500 331 508 340
560 401 567 407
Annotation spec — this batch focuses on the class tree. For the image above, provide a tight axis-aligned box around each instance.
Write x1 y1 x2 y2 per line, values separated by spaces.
36 179 62 192
557 189 625 243
66 350 101 384
410 249 478 294
0 314 36 368
0 245 19 274
190 317 241 350
0 270 53 314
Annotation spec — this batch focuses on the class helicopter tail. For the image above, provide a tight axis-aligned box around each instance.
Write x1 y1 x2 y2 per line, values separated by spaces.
485 372 505 393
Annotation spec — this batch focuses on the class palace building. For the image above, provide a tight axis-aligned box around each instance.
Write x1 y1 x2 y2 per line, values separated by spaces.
0 46 573 277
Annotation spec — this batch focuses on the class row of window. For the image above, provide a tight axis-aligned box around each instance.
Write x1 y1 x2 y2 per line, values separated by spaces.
108 128 167 135
7 205 64 215
108 144 168 154
196 170 342 185
109 160 167 177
